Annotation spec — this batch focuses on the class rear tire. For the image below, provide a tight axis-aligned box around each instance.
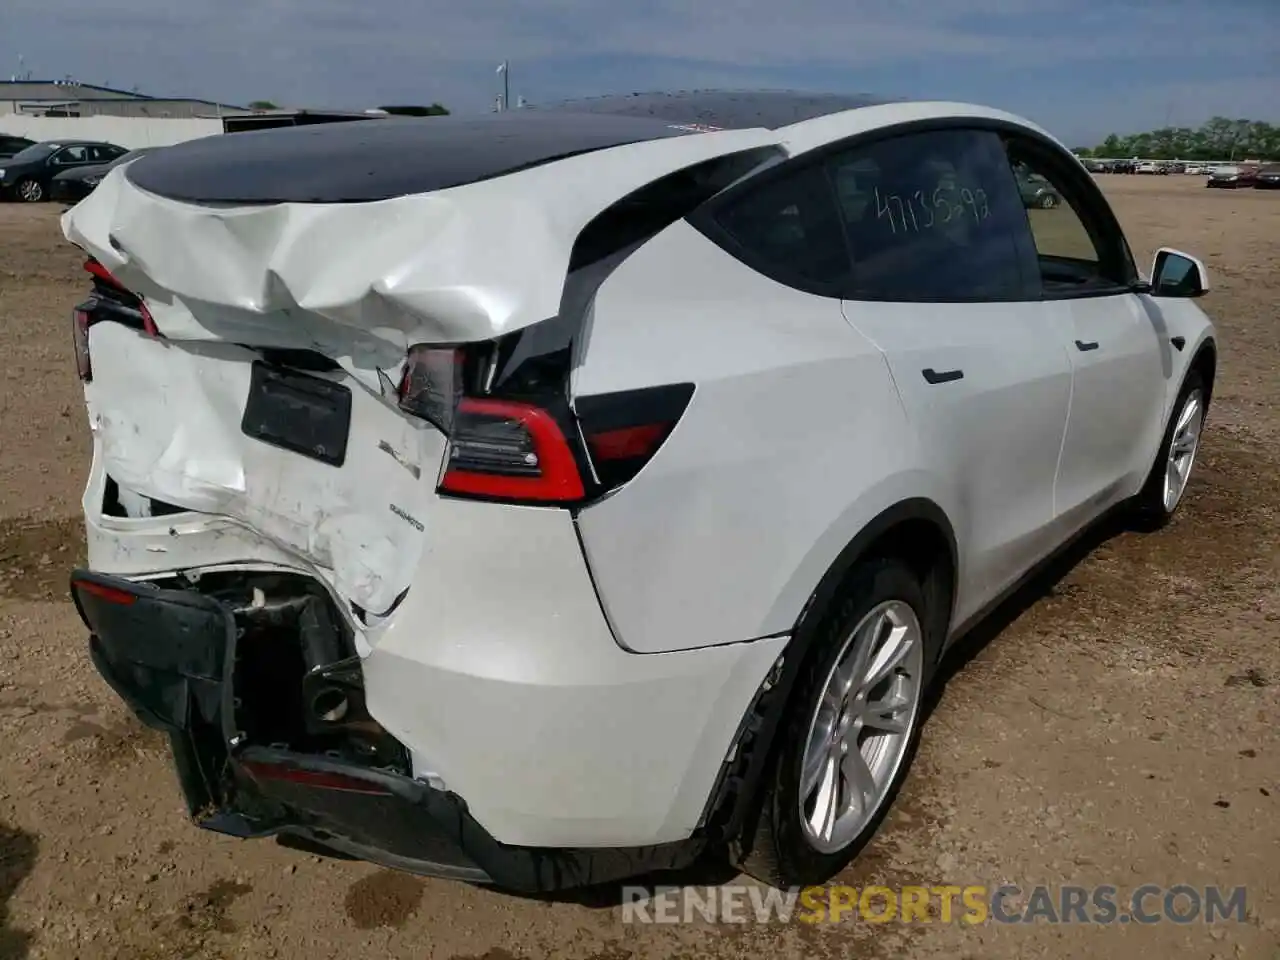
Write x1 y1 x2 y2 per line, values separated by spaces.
1132 370 1207 529
15 178 44 203
735 558 933 887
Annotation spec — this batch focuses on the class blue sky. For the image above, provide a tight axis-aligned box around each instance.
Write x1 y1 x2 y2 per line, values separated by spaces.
2 0 1277 145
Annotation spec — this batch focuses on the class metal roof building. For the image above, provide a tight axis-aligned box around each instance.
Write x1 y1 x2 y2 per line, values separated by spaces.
0 80 254 119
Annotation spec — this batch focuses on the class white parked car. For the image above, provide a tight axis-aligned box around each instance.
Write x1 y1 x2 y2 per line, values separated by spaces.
63 91 1217 891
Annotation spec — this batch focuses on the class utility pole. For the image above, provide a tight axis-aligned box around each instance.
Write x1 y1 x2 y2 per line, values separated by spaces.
497 60 509 110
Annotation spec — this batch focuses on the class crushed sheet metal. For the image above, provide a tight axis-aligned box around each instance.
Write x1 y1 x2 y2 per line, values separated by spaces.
85 322 444 616
60 127 778 360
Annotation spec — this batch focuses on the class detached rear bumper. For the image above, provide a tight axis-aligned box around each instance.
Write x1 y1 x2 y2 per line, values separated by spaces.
71 570 700 891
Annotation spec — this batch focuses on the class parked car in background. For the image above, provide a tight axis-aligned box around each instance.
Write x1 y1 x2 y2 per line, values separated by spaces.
1206 165 1258 188
1184 164 1204 175
63 90 1218 891
1014 165 1062 207
0 140 128 202
1135 161 1162 174
1112 159 1137 174
1254 164 1280 189
1081 158 1106 173
0 134 36 159
51 147 159 203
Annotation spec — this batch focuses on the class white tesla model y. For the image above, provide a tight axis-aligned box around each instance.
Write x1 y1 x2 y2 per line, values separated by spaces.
63 91 1216 891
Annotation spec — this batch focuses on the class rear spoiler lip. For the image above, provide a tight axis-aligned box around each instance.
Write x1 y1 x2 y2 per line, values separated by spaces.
61 127 781 358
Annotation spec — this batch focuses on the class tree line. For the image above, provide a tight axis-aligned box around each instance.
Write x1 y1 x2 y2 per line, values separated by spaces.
1075 117 1279 161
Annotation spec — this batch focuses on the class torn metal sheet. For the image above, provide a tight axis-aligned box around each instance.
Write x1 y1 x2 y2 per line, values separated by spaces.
84 322 444 615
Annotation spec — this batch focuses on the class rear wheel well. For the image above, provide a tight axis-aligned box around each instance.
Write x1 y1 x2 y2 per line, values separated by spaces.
856 518 955 652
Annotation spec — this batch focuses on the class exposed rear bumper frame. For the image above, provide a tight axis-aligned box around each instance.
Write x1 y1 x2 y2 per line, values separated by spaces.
72 568 703 892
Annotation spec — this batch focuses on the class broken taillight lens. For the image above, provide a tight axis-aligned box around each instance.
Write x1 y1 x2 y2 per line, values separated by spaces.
83 258 160 336
397 345 464 433
72 307 93 382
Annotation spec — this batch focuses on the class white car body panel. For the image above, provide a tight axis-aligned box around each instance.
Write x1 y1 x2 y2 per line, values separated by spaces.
361 498 787 846
838 299 1073 627
573 220 927 652
1048 294 1168 528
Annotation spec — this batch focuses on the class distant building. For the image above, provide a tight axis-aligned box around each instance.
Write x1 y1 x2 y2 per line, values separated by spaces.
0 80 255 119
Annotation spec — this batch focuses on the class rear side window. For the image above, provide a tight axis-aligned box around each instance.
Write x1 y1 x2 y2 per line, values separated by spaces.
826 129 1030 301
708 163 853 292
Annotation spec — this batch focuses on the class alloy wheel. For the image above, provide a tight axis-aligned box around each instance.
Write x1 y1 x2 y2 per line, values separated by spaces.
18 179 43 202
797 599 924 854
1163 389 1204 513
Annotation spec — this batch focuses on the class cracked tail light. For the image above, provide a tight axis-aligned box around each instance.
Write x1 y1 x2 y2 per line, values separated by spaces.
397 345 465 433
72 307 92 381
83 259 159 336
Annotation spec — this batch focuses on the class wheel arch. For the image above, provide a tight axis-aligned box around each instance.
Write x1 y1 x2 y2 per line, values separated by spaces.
1189 336 1217 404
709 497 958 848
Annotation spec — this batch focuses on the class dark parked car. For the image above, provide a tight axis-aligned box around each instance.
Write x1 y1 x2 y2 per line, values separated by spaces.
0 140 128 202
0 134 36 159
51 146 159 203
1254 164 1280 189
1206 165 1258 189
1014 166 1062 208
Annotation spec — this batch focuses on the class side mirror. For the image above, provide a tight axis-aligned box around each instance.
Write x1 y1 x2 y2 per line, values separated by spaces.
1150 248 1209 298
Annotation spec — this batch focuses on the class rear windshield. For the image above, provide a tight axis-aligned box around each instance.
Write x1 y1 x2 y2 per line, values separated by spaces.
9 143 56 163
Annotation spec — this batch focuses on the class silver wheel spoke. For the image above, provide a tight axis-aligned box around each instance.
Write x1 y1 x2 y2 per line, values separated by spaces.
841 746 878 814
808 752 840 842
800 721 834 799
861 621 912 694
861 693 912 733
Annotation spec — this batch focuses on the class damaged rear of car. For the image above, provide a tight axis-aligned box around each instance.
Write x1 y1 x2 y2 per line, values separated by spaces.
64 111 790 890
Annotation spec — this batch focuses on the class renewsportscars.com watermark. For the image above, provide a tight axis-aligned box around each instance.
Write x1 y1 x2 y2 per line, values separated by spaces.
622 883 1249 926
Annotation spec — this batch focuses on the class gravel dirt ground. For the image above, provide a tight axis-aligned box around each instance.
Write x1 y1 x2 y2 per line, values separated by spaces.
0 175 1276 960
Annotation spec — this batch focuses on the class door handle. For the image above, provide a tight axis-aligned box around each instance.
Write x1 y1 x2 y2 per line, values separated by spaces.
922 368 964 384
1074 339 1100 352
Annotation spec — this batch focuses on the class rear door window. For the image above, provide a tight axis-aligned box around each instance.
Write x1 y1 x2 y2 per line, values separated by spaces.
825 129 1032 301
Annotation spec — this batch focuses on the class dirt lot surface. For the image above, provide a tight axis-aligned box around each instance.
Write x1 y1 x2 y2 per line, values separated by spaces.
0 175 1277 959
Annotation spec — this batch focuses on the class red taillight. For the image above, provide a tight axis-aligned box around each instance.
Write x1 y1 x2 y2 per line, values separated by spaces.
240 760 392 796
440 398 585 502
72 307 93 381
395 337 692 505
75 580 138 605
586 423 671 462
83 258 159 336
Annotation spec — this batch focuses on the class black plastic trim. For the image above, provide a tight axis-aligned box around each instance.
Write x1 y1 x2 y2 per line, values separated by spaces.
922 368 964 384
